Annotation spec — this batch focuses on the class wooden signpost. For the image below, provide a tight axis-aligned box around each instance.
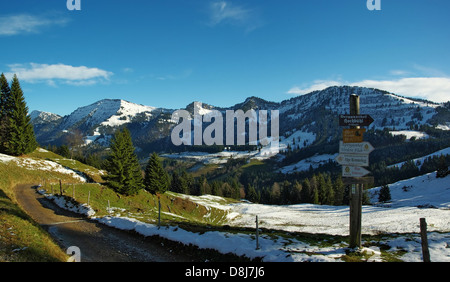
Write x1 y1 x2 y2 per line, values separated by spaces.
338 94 375 249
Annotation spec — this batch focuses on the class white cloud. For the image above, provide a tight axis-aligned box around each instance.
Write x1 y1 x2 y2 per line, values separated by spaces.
351 77 450 103
288 77 450 103
287 80 343 95
0 14 69 36
5 63 113 86
208 1 263 32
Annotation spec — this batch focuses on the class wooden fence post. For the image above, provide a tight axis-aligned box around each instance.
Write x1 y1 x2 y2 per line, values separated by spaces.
420 218 431 262
255 215 260 250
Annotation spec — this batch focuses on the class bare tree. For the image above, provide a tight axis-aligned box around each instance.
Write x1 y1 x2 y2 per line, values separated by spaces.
64 129 85 159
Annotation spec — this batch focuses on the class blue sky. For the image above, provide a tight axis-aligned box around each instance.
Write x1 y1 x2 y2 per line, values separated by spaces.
1 0 449 116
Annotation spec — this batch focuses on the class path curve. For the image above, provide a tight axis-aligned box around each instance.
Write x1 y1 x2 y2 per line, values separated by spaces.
14 184 191 262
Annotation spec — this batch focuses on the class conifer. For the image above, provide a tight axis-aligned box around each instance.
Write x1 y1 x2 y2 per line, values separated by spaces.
104 128 143 195
5 75 37 155
144 152 170 195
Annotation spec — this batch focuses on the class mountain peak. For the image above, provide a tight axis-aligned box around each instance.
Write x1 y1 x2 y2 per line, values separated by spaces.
30 110 62 124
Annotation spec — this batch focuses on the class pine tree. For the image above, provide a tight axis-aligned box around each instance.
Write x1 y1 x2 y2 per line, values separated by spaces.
5 75 37 156
0 73 11 152
317 173 327 204
170 171 185 193
104 128 143 195
0 73 12 118
436 155 448 178
333 176 345 205
144 152 170 195
246 184 260 203
378 185 391 203
300 178 311 203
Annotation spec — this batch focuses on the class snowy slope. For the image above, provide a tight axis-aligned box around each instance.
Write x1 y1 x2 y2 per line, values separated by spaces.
30 110 62 124
40 170 450 262
389 147 450 169
95 172 449 262
59 99 157 131
230 171 449 235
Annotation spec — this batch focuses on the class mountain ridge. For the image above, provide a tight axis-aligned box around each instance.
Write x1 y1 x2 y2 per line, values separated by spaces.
31 86 449 157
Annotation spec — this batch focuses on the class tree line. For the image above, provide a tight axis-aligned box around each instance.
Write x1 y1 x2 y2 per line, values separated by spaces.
0 73 37 156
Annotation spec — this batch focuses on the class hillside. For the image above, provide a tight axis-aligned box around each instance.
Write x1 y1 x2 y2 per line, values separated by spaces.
0 148 94 262
2 146 449 262
33 165 450 262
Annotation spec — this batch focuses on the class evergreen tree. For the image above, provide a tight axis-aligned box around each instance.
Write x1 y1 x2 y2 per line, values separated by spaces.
171 170 187 194
5 75 37 156
436 155 448 178
0 73 13 118
104 128 143 195
300 178 311 203
324 174 334 205
317 173 328 204
144 152 170 195
56 145 71 159
246 184 260 203
333 176 345 205
0 73 11 152
378 185 391 203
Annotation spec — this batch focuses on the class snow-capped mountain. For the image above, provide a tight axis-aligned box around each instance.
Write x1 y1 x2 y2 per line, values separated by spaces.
30 110 62 124
31 86 449 158
58 99 158 131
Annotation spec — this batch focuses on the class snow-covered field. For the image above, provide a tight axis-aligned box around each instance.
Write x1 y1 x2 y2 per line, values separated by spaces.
0 153 87 182
42 168 450 262
230 172 450 234
390 130 429 140
278 153 337 174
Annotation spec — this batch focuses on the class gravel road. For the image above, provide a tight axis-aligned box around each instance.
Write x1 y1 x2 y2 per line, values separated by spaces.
14 184 192 262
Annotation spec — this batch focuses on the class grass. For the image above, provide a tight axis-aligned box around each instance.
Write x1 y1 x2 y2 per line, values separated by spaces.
0 189 67 262
25 149 105 183
0 148 101 262
43 183 234 227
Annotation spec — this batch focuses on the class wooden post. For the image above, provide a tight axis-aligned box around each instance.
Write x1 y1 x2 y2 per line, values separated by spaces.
255 215 260 250
158 194 161 229
87 191 91 206
349 183 363 248
420 218 431 262
349 94 362 249
59 180 63 195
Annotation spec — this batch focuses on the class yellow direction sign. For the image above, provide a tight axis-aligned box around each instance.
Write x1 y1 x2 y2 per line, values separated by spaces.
342 166 371 177
339 141 374 154
335 153 369 167
342 128 366 143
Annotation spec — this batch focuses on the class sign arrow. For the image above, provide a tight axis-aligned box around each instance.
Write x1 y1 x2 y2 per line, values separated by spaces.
335 153 369 167
339 114 374 127
342 166 371 178
339 141 374 154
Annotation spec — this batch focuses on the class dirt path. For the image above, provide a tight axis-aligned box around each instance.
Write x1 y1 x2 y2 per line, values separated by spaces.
14 184 192 262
